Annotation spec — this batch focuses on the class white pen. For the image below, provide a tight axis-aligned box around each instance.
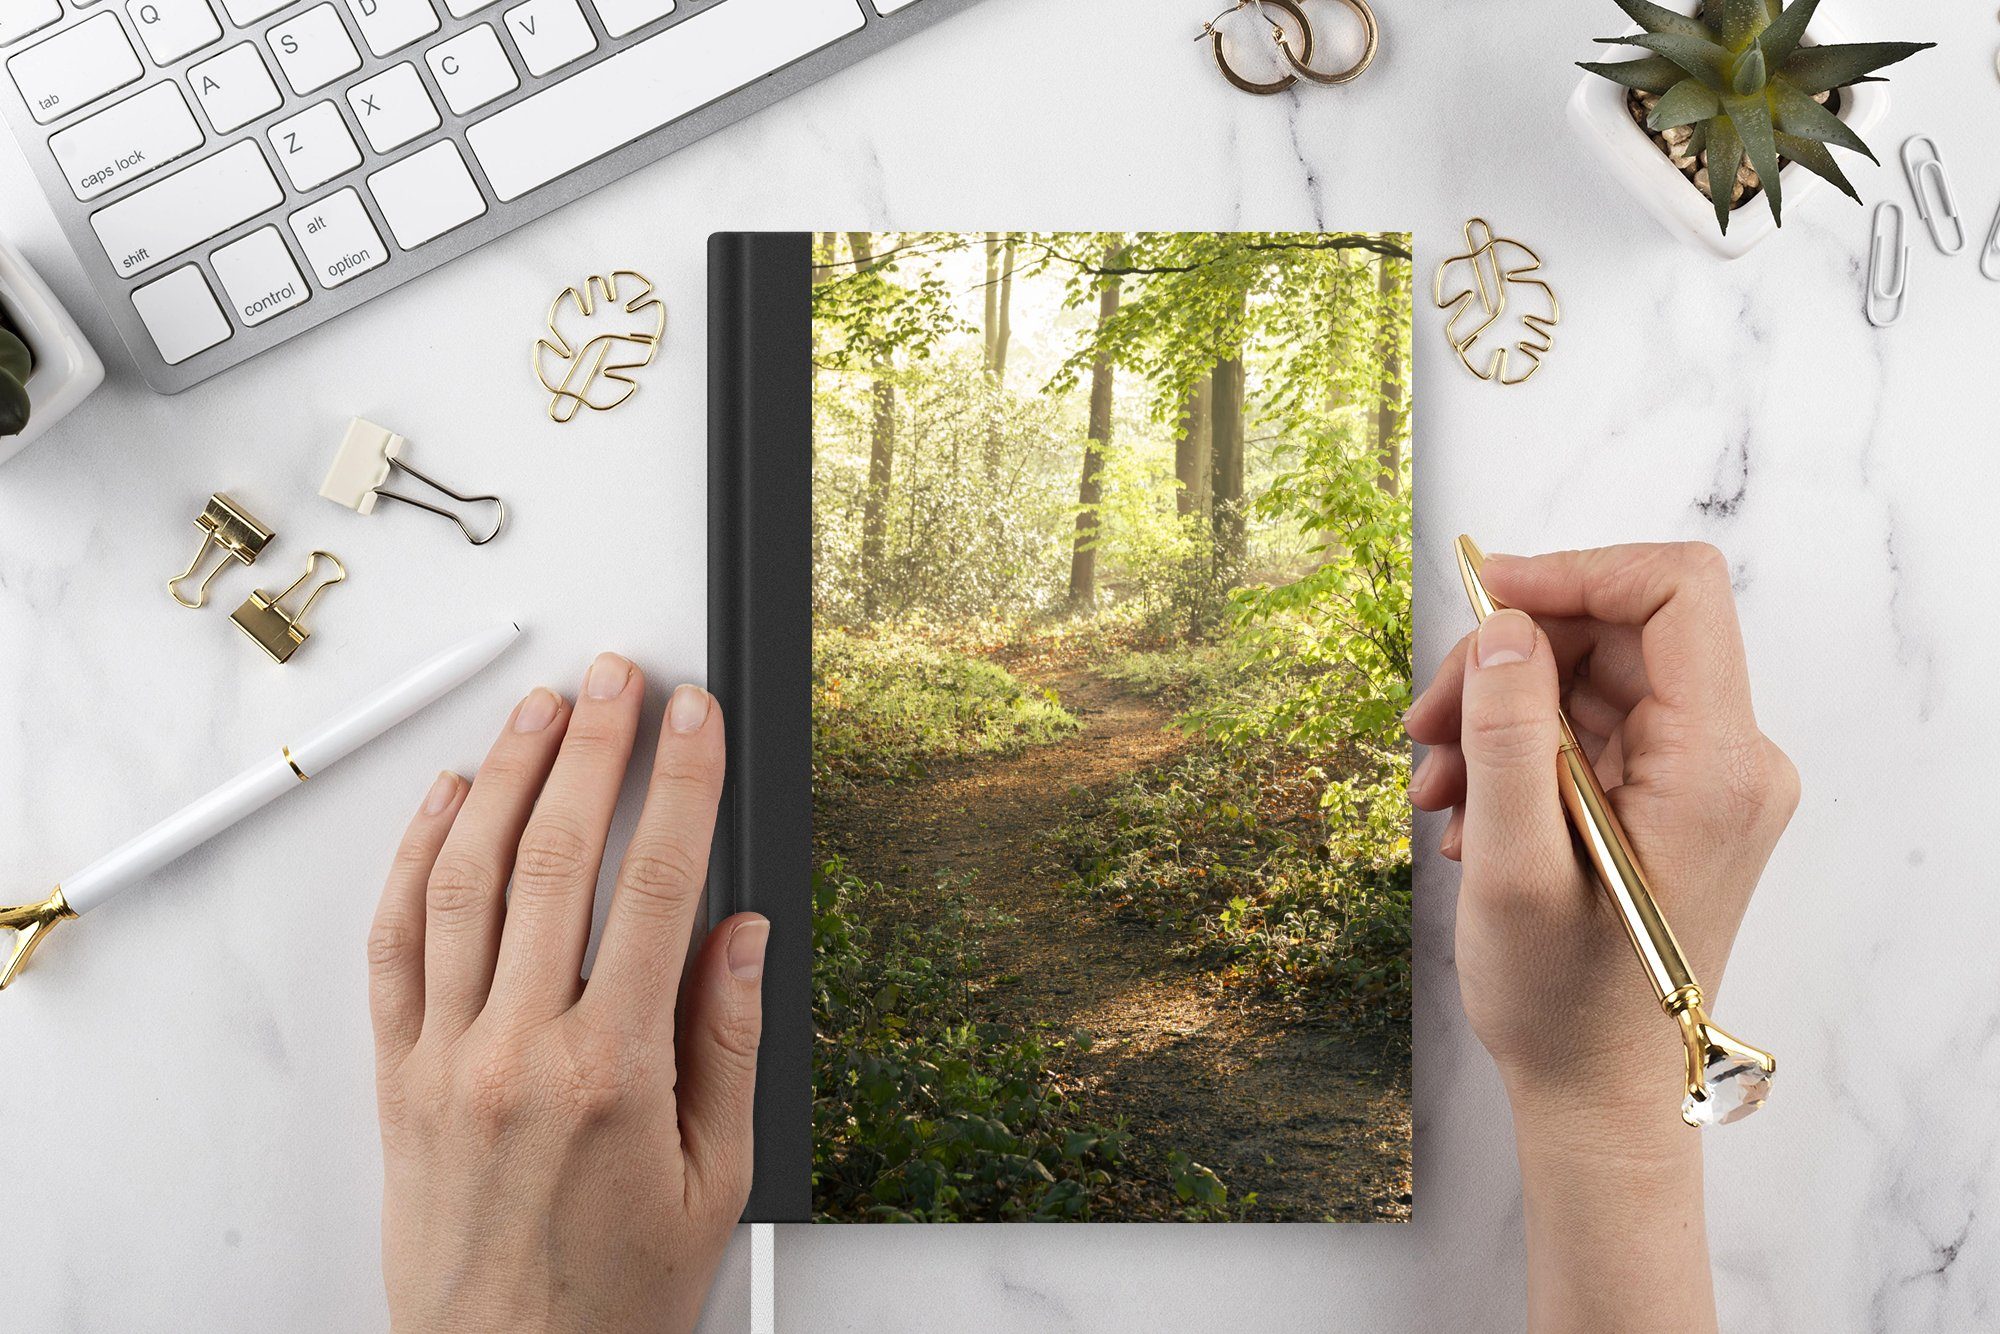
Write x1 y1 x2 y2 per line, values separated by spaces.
0 622 522 988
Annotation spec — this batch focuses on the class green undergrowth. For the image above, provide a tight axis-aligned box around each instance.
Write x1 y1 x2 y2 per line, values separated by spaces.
812 859 1128 1222
1054 747 1412 1024
813 624 1079 792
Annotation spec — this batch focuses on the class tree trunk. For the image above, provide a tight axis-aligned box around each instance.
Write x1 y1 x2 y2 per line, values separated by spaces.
983 233 1001 369
982 235 1017 475
1210 356 1245 569
993 236 1015 383
1067 251 1121 612
1374 256 1404 494
1174 377 1211 517
848 231 896 618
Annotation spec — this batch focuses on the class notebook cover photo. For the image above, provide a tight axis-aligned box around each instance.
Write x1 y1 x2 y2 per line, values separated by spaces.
710 230 1413 1224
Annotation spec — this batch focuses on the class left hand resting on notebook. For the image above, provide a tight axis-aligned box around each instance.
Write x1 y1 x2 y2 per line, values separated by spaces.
366 656 767 1334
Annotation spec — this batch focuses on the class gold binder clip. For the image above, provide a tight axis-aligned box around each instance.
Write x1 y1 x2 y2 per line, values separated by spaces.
167 493 275 609
231 550 347 664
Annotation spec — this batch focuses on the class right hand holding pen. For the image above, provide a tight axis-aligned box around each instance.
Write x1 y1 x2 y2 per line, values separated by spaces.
1404 542 1799 1130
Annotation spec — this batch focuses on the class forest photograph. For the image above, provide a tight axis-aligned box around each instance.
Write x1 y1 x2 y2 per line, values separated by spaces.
809 231 1413 1223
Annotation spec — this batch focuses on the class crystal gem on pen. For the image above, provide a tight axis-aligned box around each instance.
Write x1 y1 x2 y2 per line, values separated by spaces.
1682 1049 1774 1127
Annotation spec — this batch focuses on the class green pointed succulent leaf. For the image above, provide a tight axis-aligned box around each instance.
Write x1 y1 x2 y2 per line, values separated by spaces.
1730 46 1768 95
1773 131 1860 202
1578 55 1689 93
1689 122 1709 157
1727 96 1784 225
0 369 29 438
1649 78 1722 129
1769 80 1874 160
0 327 31 388
1704 116 1746 234
1608 33 1733 89
1611 0 1710 39
1755 0 1818 66
1780 41 1934 95
1707 0 1771 48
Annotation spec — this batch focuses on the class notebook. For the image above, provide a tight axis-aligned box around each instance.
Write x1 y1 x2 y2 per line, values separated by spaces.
709 230 1414 1223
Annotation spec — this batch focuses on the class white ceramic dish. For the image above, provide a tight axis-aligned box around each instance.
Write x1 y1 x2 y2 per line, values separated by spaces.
0 235 104 465
1566 8 1888 260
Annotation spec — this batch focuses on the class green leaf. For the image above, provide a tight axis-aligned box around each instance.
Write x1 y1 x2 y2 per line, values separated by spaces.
1727 95 1784 225
1769 80 1874 160
1577 55 1689 94
0 371 27 438
1730 45 1768 95
1705 116 1745 234
0 326 30 387
1707 0 1770 48
1650 78 1721 129
1773 131 1859 202
1605 33 1733 89
1610 0 1710 39
1779 41 1934 95
1755 0 1817 66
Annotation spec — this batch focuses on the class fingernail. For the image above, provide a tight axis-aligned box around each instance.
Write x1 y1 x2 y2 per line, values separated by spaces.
1411 749 1435 793
514 688 560 732
669 684 711 733
421 771 459 815
1476 610 1536 668
727 918 769 980
586 652 632 700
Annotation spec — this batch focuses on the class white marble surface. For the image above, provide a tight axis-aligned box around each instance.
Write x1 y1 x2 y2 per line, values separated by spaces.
2 0 1995 1329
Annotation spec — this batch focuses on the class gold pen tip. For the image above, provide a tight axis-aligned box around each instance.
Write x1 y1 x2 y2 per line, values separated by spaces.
1455 535 1498 623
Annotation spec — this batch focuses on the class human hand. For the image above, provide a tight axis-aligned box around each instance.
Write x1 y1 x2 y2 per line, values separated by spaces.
1405 542 1798 1131
367 655 767 1334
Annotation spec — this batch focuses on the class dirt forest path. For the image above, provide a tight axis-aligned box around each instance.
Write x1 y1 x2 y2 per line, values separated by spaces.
819 666 1413 1222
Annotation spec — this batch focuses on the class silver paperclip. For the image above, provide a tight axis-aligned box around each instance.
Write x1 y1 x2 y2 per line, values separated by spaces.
1866 202 1908 329
1899 136 1965 255
1981 198 2000 282
320 418 506 545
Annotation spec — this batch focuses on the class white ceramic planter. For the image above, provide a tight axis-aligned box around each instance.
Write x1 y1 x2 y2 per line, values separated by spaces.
1566 9 1888 260
0 235 104 466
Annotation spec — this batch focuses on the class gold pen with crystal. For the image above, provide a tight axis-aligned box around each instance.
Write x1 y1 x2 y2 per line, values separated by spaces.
1455 535 1775 1126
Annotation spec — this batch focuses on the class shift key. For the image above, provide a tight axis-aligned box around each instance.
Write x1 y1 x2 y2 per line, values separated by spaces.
50 83 205 202
91 141 281 277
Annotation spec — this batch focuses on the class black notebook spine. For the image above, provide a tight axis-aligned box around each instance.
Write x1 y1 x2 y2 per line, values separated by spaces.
706 231 812 1224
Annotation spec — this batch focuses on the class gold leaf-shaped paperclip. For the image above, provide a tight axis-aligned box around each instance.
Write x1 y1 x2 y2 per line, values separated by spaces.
534 270 666 424
1433 218 1560 386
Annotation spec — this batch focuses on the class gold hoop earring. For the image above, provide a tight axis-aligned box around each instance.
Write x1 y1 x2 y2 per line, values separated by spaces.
1284 0 1377 85
1201 0 1314 96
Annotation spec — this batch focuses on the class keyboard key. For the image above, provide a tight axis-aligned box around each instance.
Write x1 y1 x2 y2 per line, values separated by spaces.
268 3 358 93
130 262 230 363
502 0 591 77
127 0 222 64
367 139 483 248
586 0 669 41
90 138 281 275
440 0 496 18
218 0 292 22
49 79 203 200
425 22 513 115
0 0 61 50
188 41 280 131
211 224 307 325
468 0 862 202
267 98 358 188
8 13 145 124
346 61 435 152
341 0 435 57
288 185 385 285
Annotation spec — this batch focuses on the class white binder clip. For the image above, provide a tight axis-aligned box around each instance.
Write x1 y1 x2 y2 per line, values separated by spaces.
320 419 505 545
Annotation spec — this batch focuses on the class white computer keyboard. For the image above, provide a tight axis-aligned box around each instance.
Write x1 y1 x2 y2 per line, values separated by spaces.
1 0 955 390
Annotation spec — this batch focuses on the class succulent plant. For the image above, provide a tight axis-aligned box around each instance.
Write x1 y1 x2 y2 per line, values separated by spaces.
1580 0 1931 233
0 324 30 439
